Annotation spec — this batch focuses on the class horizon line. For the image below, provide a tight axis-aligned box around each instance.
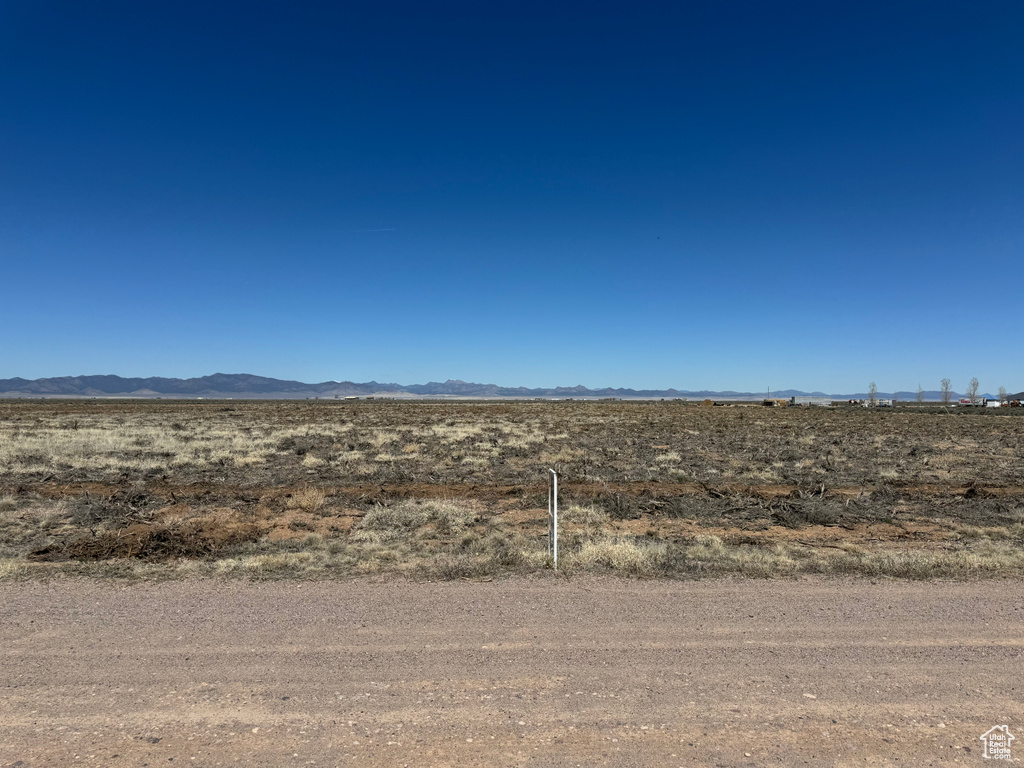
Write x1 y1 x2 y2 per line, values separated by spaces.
0 372 1008 397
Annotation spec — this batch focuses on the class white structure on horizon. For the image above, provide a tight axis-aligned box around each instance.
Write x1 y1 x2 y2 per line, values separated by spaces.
790 396 832 407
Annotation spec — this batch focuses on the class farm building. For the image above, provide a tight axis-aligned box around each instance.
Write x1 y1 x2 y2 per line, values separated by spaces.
789 396 832 407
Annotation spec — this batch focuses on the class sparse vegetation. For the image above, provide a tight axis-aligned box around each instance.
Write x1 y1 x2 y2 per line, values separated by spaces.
2 398 1024 580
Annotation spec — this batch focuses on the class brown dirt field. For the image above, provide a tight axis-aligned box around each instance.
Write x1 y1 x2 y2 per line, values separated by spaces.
2 577 1022 766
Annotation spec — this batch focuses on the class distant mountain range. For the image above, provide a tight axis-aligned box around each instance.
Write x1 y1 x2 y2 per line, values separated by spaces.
0 374 1002 401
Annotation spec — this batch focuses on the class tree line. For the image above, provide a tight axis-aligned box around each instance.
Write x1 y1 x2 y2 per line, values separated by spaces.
863 378 1011 405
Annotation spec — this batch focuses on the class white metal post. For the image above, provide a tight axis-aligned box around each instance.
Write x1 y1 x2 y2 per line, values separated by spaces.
548 468 558 569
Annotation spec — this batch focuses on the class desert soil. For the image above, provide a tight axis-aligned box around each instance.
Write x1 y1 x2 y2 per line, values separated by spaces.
2 578 1022 767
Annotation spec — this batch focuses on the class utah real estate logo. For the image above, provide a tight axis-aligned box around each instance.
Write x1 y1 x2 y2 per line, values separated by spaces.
980 725 1014 760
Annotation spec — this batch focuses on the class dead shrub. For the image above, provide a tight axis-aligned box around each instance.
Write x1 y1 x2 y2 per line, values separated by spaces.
355 500 478 539
29 511 258 562
293 487 327 513
70 489 154 529
562 504 609 528
461 529 528 569
597 492 643 520
770 499 844 528
428 553 497 580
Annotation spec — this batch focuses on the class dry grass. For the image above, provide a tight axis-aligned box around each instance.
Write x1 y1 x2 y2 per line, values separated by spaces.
6 485 1022 581
292 487 327 513
567 536 668 576
2 398 1019 487
8 521 1020 581
3 399 1024 581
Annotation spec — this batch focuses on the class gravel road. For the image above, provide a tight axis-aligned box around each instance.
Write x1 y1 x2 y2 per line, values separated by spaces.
2 577 1022 766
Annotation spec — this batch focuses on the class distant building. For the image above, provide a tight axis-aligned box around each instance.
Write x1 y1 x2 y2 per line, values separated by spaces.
790 396 832 407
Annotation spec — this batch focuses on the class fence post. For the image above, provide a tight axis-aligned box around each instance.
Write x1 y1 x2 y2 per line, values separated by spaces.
548 468 558 568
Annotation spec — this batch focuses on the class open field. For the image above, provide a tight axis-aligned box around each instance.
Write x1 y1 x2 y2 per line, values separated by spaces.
2 399 1024 580
2 578 1022 766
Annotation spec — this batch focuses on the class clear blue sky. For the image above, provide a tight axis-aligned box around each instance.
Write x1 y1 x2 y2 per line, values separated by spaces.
2 1 1021 393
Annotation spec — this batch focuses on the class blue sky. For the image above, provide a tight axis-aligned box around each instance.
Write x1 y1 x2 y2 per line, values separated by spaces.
2 1 1021 393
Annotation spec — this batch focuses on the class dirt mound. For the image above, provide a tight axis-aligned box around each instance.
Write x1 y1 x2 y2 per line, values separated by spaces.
29 508 258 562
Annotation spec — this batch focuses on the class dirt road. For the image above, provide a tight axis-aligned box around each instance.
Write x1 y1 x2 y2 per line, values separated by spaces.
2 578 1022 766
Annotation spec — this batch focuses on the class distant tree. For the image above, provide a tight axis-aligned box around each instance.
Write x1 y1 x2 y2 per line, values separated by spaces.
999 385 1008 404
868 381 877 406
916 384 924 404
941 378 952 405
967 377 980 405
